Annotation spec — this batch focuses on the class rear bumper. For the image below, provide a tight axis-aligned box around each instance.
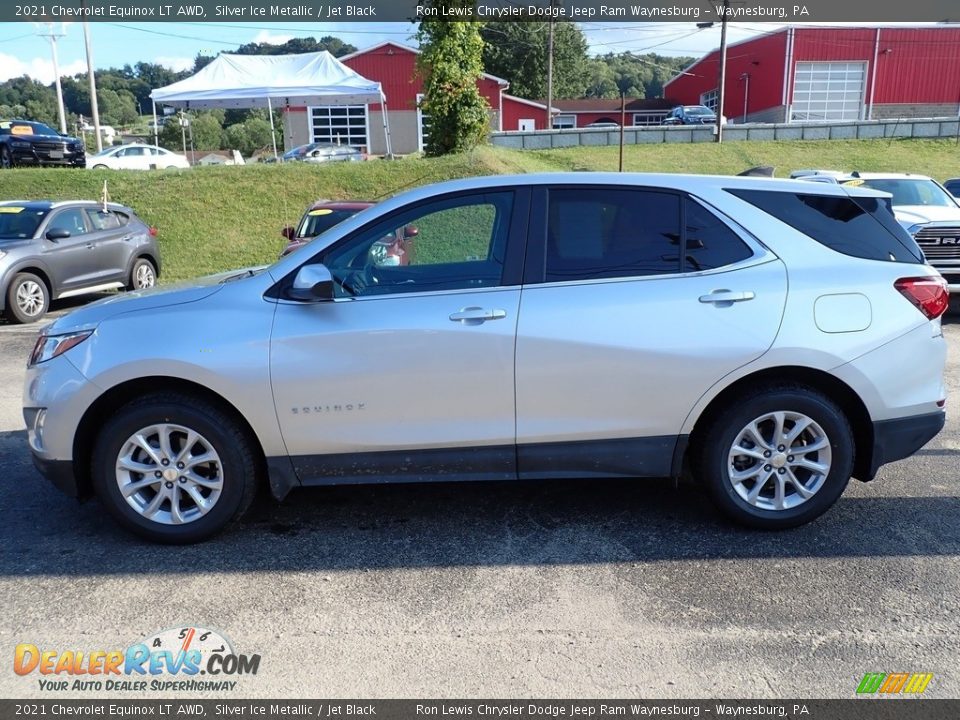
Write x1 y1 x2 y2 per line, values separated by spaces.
863 411 945 479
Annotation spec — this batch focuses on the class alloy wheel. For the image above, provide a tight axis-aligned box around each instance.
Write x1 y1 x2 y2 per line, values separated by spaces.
16 280 45 317
115 423 223 525
727 411 832 511
135 263 156 288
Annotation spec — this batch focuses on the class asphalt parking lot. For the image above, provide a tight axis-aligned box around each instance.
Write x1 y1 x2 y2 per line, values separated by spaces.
1 299 958 699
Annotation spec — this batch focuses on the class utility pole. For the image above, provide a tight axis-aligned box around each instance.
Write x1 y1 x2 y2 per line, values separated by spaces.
741 73 750 124
545 7 555 130
81 12 102 152
37 23 68 134
715 0 729 143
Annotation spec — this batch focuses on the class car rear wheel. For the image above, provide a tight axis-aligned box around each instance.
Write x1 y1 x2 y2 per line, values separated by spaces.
695 386 853 529
128 257 157 290
5 272 49 323
92 393 260 543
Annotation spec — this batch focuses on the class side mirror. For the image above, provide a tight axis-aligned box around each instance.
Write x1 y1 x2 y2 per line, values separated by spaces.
403 225 419 239
288 264 334 302
46 228 71 241
281 226 295 240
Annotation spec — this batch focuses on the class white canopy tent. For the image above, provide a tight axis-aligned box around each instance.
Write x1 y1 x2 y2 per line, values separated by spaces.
149 51 392 159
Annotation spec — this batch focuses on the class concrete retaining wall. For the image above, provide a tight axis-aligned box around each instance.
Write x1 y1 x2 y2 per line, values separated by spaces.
491 117 960 149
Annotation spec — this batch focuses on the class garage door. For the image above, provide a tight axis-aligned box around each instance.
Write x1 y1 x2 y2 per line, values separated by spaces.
791 62 866 122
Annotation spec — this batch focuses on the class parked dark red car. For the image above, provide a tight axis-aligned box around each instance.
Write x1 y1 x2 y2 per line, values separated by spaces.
280 200 417 264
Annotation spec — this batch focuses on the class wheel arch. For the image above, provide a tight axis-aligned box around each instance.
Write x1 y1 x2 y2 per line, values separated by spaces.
2 264 55 312
683 366 875 483
126 251 162 283
72 376 276 500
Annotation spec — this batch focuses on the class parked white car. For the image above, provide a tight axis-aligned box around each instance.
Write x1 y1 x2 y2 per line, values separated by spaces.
86 144 190 171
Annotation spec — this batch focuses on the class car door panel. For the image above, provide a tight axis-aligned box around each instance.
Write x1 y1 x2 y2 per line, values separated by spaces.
514 186 789 478
269 188 528 483
270 288 520 470
84 209 132 283
41 208 100 291
515 261 788 445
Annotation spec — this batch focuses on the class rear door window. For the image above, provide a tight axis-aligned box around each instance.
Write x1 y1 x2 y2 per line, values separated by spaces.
85 209 122 230
545 188 681 282
542 189 755 283
727 189 923 263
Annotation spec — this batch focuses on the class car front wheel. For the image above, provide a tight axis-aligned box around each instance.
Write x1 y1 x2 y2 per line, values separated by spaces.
92 393 260 543
695 386 854 529
5 272 49 323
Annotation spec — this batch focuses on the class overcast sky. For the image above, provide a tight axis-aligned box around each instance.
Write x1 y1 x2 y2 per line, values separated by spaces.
0 21 937 86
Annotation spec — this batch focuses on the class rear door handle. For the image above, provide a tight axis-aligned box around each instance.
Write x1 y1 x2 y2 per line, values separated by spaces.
121 235 133 242
85 243 95 250
699 290 755 304
449 307 507 323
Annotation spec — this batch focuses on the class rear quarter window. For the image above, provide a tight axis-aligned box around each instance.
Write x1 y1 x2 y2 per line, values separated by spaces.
727 189 923 263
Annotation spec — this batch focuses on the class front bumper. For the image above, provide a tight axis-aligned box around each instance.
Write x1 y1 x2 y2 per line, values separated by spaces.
864 410 946 479
31 453 82 498
11 147 85 167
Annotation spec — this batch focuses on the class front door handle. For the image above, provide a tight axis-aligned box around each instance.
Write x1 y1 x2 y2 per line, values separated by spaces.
85 243 95 250
449 307 507 323
699 290 755 304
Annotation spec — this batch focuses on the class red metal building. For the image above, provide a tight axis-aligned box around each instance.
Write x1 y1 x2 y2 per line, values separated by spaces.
283 41 550 154
665 25 960 124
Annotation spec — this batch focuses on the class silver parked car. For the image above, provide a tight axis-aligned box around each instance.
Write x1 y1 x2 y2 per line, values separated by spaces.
1 200 160 323
23 174 948 543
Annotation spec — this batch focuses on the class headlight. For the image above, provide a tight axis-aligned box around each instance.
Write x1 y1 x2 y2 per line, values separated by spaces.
907 223 928 236
29 330 93 366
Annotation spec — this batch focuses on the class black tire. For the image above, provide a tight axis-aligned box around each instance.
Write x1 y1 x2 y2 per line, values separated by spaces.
91 393 260 544
127 257 157 290
4 272 49 324
0 145 12 169
92 164 109 170
694 385 854 530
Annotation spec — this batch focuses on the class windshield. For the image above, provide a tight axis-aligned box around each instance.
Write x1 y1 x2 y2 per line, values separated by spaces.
855 179 958 208
92 146 118 157
0 208 46 239
0 120 59 136
685 106 714 115
296 209 361 238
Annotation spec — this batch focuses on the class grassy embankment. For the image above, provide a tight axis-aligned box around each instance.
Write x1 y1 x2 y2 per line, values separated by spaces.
2 138 958 282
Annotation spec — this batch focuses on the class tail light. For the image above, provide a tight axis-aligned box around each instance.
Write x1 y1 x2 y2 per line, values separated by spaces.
148 226 158 237
895 276 949 319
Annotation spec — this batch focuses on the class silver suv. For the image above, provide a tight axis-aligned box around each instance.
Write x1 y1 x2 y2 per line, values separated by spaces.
0 200 161 323
23 174 948 543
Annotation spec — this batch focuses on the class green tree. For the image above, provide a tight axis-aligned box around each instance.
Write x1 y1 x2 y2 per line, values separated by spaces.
223 117 276 156
416 2 489 156
480 23 590 100
158 111 223 151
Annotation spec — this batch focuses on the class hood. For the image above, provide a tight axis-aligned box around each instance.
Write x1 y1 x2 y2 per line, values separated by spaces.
894 205 960 228
43 269 249 334
24 132 82 145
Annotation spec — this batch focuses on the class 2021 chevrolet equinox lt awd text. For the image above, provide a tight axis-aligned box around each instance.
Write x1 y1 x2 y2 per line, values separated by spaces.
23 174 948 543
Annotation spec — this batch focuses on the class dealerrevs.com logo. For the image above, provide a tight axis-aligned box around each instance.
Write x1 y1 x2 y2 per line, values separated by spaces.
14 626 260 692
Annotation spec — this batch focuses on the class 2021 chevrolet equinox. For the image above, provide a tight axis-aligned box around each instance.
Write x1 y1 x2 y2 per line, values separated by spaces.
24 173 948 543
